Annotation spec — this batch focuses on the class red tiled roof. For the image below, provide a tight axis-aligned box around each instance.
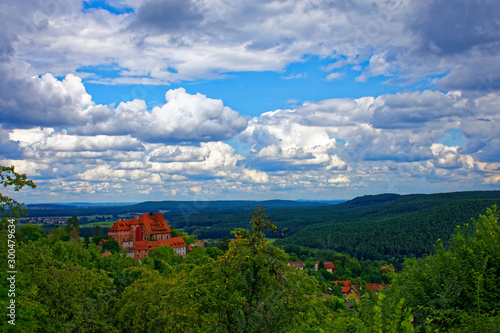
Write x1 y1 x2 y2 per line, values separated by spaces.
134 237 186 251
108 216 138 232
288 262 305 268
315 261 336 269
187 245 193 251
323 262 335 269
341 286 351 293
168 237 186 249
101 251 112 257
333 280 351 286
108 213 172 235
139 213 172 234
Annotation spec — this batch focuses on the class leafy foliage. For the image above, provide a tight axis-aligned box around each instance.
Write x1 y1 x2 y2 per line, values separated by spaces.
17 223 46 244
391 206 500 331
0 165 36 228
3 195 500 332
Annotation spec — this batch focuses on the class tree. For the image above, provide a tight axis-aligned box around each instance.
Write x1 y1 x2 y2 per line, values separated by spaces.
14 241 117 332
0 165 36 229
102 239 121 254
206 246 223 259
218 236 231 252
114 267 180 332
93 223 101 240
17 223 46 244
45 227 70 244
147 245 181 273
392 205 500 330
175 206 328 332
65 215 80 242
83 231 90 248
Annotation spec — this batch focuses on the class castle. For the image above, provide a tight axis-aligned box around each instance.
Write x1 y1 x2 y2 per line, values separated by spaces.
107 212 189 259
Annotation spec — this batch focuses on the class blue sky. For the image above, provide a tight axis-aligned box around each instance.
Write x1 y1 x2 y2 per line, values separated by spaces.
83 56 411 116
1 0 500 203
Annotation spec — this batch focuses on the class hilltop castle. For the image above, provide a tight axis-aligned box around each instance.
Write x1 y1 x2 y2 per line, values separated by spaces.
107 212 188 259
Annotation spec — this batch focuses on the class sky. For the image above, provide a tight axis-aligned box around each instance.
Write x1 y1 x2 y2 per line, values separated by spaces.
1 0 500 203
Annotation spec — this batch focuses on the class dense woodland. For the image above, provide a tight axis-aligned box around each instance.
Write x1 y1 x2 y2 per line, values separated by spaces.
2 166 500 331
2 205 500 332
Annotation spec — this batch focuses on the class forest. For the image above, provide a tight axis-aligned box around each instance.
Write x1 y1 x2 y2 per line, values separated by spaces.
2 166 500 332
2 205 500 332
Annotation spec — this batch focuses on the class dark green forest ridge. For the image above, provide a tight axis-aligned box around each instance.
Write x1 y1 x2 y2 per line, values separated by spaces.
277 190 500 260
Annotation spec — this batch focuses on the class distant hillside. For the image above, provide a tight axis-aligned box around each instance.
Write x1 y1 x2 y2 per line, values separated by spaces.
25 199 331 218
278 190 500 261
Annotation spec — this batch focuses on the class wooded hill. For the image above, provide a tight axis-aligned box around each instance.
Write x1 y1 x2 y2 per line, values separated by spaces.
277 191 500 261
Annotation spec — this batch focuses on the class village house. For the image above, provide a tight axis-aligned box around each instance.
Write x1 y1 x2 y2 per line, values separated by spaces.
288 262 306 269
108 212 189 259
313 261 336 273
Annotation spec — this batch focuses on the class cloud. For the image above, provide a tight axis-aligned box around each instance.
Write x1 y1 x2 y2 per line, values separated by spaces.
371 90 467 129
431 143 474 169
237 90 500 192
2 0 500 202
149 145 210 163
77 88 248 143
458 93 500 162
149 141 243 177
393 0 500 90
437 56 500 92
4 88 500 202
0 71 111 128
407 0 500 56
242 168 269 184
240 109 341 171
325 72 344 81
1 0 497 94
10 128 144 152
327 175 350 186
130 0 204 33
0 0 408 85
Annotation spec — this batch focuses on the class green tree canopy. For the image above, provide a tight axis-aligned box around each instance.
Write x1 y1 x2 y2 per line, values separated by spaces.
17 223 46 244
174 206 326 332
392 205 500 330
0 165 36 228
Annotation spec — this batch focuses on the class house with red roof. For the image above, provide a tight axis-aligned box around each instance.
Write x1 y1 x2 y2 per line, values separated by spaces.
288 262 306 269
108 212 187 259
313 261 336 273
